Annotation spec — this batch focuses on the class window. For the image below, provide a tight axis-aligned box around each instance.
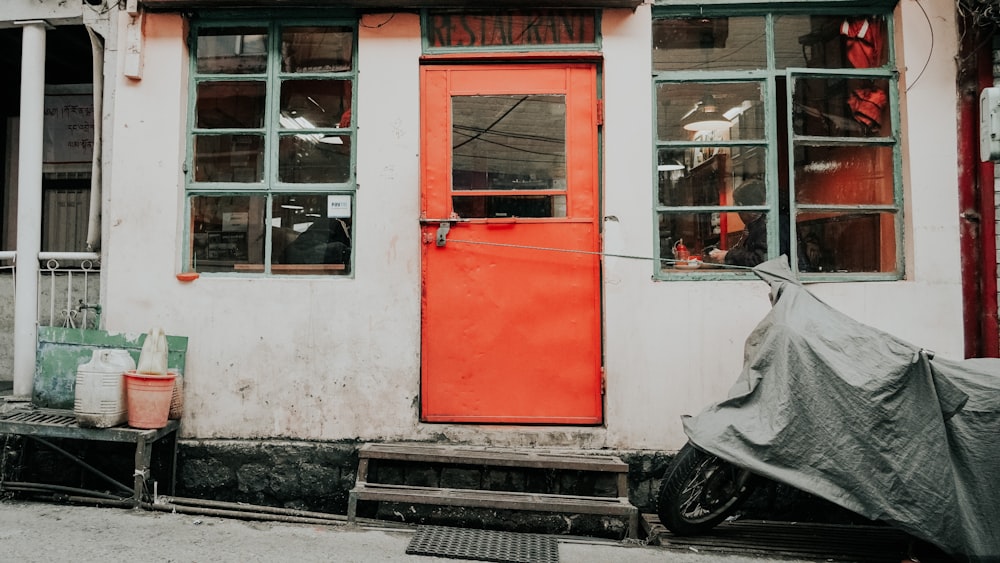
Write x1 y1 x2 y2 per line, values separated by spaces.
186 20 356 276
653 7 901 279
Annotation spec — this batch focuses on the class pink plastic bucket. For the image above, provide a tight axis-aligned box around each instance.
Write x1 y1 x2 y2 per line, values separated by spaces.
125 371 177 429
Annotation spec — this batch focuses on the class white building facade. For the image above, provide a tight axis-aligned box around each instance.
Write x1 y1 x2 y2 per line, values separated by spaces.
0 0 986 506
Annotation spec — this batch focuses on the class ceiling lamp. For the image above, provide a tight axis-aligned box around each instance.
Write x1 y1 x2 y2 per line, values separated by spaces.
681 94 734 132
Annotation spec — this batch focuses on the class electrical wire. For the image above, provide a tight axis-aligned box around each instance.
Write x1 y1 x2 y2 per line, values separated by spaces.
444 238 756 270
905 0 934 93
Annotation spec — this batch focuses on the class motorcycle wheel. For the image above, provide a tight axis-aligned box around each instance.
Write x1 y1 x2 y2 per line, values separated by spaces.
656 442 756 535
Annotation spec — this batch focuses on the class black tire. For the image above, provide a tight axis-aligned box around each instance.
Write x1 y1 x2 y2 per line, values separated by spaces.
656 442 756 535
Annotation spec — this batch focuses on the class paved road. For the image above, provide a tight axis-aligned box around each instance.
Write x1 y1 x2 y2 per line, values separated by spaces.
0 499 825 563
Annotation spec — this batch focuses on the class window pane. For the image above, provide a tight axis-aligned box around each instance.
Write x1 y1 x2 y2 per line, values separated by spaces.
190 195 264 272
278 134 351 183
656 82 764 141
196 81 266 128
193 134 264 183
794 145 894 205
793 77 891 137
658 146 766 207
796 211 896 273
280 79 352 129
775 15 888 70
197 28 268 74
660 211 768 269
453 195 566 219
451 95 566 192
653 17 766 72
281 26 353 73
271 194 351 275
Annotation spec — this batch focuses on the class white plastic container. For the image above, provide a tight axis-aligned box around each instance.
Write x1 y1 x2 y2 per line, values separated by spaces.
74 349 136 428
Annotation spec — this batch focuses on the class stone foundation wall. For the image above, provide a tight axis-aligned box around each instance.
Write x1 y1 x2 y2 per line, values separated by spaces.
177 440 360 514
5 437 860 533
175 441 672 515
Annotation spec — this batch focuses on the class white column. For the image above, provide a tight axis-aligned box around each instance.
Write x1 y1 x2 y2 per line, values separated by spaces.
12 21 48 400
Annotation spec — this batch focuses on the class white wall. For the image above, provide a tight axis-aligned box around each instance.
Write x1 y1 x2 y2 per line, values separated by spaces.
0 0 81 27
101 3 965 452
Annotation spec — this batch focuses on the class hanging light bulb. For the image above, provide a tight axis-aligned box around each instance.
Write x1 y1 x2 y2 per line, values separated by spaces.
680 94 734 132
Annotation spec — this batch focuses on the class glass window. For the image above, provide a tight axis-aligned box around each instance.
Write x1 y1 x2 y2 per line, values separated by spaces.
451 94 567 219
187 21 357 276
653 9 899 279
653 16 766 72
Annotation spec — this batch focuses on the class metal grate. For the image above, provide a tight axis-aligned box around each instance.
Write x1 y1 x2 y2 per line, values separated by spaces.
406 525 559 563
0 410 77 427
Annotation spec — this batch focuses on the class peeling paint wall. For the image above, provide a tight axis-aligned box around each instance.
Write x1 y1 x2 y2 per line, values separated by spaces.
99 3 965 453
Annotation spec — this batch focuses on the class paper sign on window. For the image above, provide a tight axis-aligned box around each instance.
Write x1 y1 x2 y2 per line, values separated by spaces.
327 195 351 218
43 91 94 167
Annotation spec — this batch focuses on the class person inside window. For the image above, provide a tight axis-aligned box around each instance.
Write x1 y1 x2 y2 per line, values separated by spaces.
708 179 767 267
281 217 352 265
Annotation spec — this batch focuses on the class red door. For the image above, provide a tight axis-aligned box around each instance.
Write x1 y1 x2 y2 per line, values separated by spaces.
420 64 602 424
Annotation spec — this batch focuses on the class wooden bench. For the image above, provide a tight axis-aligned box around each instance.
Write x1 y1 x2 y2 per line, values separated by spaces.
347 443 639 539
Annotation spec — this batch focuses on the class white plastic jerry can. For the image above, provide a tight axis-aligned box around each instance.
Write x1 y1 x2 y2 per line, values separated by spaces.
73 349 137 428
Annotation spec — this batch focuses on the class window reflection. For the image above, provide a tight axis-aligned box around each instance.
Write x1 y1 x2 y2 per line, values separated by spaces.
797 212 895 273
658 146 765 208
794 145 894 205
197 81 266 129
189 194 352 275
774 15 888 70
271 194 351 274
281 26 353 73
280 79 352 129
656 82 764 142
193 134 264 183
190 195 262 272
793 77 891 137
196 28 268 74
451 95 566 192
278 135 351 183
652 17 766 71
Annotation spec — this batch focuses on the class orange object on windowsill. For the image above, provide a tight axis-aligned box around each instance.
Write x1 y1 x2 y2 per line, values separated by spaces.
176 272 199 282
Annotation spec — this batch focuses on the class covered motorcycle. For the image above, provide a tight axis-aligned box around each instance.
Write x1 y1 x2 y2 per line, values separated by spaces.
671 258 1000 562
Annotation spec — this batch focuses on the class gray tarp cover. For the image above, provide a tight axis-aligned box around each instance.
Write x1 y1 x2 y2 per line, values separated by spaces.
682 258 1000 562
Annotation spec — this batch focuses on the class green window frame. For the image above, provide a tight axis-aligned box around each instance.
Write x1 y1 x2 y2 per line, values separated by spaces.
652 3 902 281
184 16 358 276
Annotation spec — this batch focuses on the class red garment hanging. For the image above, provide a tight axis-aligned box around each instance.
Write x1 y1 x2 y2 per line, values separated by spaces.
841 17 887 129
841 17 884 69
847 87 888 129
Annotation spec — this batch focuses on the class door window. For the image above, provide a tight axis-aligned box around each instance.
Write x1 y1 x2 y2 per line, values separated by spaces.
451 94 567 219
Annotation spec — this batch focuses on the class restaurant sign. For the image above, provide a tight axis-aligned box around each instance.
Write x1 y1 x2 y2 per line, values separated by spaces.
426 10 597 49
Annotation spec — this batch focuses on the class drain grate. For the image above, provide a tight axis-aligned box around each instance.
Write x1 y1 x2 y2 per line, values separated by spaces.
405 525 559 563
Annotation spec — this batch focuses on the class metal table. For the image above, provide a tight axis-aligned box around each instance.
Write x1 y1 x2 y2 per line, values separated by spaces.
0 408 179 504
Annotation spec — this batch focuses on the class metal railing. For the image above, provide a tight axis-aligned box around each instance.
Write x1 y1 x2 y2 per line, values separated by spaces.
0 251 102 329
37 252 102 329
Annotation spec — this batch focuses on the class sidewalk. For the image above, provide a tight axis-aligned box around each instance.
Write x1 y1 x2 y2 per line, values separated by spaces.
0 499 824 563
